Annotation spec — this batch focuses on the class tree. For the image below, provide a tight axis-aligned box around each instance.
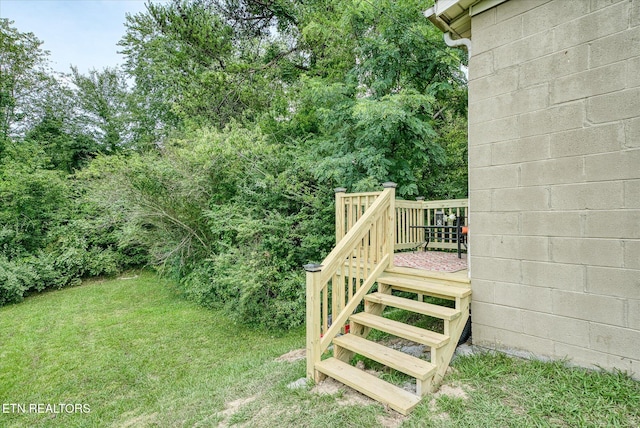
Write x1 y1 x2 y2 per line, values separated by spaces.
70 66 135 152
266 0 467 197
0 18 51 143
119 1 270 132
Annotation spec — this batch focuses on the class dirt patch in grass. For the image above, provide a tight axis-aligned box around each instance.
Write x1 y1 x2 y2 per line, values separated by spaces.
216 396 258 427
435 383 469 400
376 412 406 427
219 396 257 418
118 412 159 427
275 348 306 362
311 377 376 407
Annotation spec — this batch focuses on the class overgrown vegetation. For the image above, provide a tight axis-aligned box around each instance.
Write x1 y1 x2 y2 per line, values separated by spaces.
0 0 468 328
1 273 638 427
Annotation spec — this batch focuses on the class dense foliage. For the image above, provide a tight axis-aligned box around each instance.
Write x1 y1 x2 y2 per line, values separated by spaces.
0 1 467 328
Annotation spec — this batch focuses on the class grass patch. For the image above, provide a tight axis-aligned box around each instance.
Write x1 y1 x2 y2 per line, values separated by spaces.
0 271 392 427
1 272 638 427
408 352 640 427
0 271 308 427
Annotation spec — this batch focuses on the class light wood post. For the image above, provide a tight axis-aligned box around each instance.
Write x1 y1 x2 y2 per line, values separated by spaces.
335 187 347 244
382 182 396 269
304 263 323 381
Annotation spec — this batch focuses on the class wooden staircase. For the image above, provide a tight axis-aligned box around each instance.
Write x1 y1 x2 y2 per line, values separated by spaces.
315 267 471 415
304 184 471 415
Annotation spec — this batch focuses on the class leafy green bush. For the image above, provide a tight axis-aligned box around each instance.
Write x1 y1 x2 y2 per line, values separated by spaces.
81 125 334 329
0 256 35 305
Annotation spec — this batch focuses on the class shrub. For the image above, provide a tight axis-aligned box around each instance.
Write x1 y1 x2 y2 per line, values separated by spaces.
0 256 36 305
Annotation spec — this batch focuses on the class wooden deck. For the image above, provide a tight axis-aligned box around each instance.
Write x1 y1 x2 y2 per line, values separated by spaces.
394 250 467 271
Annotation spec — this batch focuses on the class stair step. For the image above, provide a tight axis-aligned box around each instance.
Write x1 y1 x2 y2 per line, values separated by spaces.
315 357 421 415
350 313 449 348
365 292 461 320
386 265 470 285
333 334 436 380
377 273 471 300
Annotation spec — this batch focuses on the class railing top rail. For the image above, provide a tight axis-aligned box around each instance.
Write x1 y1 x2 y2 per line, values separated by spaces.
317 188 392 284
337 191 383 198
396 198 468 208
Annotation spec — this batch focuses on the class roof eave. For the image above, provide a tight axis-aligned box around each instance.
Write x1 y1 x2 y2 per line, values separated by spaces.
425 0 509 39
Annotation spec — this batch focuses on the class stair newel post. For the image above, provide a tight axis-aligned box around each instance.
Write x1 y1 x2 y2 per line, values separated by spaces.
304 263 323 382
334 187 347 244
382 182 397 269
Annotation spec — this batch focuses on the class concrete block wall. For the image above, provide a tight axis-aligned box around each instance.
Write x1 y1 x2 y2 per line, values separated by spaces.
467 0 640 378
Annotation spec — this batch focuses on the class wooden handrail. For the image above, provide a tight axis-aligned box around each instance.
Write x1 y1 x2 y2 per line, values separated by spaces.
305 184 396 380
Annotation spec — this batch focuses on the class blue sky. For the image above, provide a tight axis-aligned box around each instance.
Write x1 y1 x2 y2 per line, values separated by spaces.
1 0 166 74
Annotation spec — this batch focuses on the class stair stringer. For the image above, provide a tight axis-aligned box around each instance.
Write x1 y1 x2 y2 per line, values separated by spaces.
432 294 470 386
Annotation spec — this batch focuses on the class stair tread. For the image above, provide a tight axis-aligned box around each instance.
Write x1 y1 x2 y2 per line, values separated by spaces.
385 265 470 284
365 292 461 320
315 357 421 415
350 312 449 348
333 334 436 380
378 273 471 299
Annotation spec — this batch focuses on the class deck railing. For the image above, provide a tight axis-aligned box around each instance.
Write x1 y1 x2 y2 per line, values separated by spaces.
395 198 469 251
305 183 396 380
335 189 469 251
334 188 383 244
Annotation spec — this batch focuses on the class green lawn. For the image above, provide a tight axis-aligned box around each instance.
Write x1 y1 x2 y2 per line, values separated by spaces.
1 272 638 427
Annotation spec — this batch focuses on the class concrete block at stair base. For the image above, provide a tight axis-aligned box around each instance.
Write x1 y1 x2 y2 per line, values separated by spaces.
399 345 426 358
286 378 309 390
401 381 416 394
454 344 475 358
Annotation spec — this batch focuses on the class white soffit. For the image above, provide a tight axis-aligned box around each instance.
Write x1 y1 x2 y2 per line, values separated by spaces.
425 0 508 39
